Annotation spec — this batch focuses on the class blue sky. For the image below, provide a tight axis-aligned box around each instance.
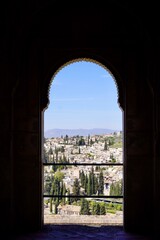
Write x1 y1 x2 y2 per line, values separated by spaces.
44 60 122 131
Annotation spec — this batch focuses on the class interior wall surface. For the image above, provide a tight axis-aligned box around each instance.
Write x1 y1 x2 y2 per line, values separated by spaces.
0 0 158 236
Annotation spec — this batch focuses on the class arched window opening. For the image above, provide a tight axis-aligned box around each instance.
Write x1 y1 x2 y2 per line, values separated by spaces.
43 59 123 226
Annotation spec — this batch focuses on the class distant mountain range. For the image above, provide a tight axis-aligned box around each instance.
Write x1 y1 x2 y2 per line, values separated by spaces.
44 128 120 138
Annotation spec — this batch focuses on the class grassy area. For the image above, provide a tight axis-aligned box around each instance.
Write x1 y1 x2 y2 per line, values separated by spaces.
110 142 122 148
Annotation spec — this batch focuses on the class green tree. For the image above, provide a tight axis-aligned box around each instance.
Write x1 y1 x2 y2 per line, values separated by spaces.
98 170 104 195
52 159 58 172
55 146 58 162
91 167 95 195
100 202 106 215
66 188 71 205
78 136 85 146
65 135 69 144
88 134 90 146
87 172 92 195
80 170 85 188
52 178 60 203
90 138 94 145
94 176 98 195
104 139 108 151
84 174 88 193
110 180 123 196
72 178 80 202
61 182 67 204
51 171 64 203
54 171 64 182
80 198 90 215
108 136 115 146
96 203 100 215
91 202 100 215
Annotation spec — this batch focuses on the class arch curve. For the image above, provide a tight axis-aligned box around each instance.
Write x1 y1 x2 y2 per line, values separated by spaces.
41 55 124 112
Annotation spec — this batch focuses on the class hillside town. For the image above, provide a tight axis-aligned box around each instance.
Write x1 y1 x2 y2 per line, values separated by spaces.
43 131 123 224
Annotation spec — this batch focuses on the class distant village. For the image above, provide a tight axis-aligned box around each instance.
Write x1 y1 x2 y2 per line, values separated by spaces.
43 131 123 219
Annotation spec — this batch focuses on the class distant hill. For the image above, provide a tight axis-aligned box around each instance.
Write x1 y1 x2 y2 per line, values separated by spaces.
44 128 120 138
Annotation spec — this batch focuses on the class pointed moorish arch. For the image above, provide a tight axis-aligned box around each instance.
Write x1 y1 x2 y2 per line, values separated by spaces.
41 57 124 225
41 56 124 113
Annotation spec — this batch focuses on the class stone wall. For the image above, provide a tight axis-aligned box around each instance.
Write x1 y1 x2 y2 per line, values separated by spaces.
44 212 123 225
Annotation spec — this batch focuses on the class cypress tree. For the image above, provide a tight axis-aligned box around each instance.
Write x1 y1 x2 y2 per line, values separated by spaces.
87 172 92 195
80 198 90 215
88 134 90 146
95 176 98 194
62 182 66 204
84 174 88 193
98 170 104 195
104 139 108 151
80 170 85 188
72 178 80 202
55 147 58 163
91 167 95 194
66 188 71 205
